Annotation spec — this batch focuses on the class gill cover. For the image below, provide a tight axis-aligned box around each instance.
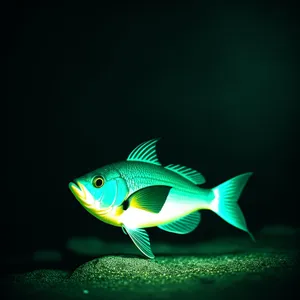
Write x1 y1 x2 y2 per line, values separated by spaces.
98 178 129 210
71 164 129 213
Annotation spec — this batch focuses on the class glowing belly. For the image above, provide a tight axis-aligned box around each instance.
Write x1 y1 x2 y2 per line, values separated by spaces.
120 189 210 228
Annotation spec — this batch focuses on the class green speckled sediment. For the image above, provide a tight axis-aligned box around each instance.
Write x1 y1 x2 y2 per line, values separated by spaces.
68 252 295 290
6 232 299 300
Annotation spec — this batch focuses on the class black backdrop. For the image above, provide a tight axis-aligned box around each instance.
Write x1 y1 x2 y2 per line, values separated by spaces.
5 0 300 260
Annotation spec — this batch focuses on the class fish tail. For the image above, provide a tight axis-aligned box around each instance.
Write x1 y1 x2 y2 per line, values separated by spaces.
210 172 255 241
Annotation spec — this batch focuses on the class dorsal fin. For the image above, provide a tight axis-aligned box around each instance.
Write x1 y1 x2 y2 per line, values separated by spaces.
165 164 206 185
127 138 161 165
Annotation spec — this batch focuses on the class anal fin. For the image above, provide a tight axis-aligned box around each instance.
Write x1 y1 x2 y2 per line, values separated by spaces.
158 212 201 234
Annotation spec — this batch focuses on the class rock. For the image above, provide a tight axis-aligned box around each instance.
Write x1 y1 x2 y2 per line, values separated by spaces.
68 252 296 291
5 237 298 300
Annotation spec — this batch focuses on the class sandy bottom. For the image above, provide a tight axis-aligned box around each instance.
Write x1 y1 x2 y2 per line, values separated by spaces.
3 229 299 300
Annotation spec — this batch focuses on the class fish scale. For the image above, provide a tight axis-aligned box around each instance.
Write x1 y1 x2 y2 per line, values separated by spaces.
113 161 202 196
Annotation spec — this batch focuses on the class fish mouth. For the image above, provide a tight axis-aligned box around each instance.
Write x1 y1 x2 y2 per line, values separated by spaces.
68 180 111 215
69 181 87 202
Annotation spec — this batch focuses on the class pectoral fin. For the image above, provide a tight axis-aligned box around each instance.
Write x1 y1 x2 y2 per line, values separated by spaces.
128 186 171 214
122 226 154 259
158 212 201 234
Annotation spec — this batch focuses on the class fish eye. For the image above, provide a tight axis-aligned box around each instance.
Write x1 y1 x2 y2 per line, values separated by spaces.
92 176 104 188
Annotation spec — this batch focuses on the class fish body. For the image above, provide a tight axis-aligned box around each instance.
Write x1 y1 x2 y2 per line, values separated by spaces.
115 161 213 226
69 139 254 258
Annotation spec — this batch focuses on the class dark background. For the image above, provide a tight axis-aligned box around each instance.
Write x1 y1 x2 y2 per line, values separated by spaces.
5 1 299 261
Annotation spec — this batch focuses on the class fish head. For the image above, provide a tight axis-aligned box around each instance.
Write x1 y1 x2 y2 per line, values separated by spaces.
69 165 129 215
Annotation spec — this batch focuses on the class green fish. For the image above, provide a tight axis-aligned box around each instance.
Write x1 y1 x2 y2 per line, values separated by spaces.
69 138 254 258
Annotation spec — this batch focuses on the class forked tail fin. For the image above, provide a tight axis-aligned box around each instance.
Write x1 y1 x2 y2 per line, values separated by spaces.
210 172 255 241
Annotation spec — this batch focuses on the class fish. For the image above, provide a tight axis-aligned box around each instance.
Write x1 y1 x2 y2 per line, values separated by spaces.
69 138 254 258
